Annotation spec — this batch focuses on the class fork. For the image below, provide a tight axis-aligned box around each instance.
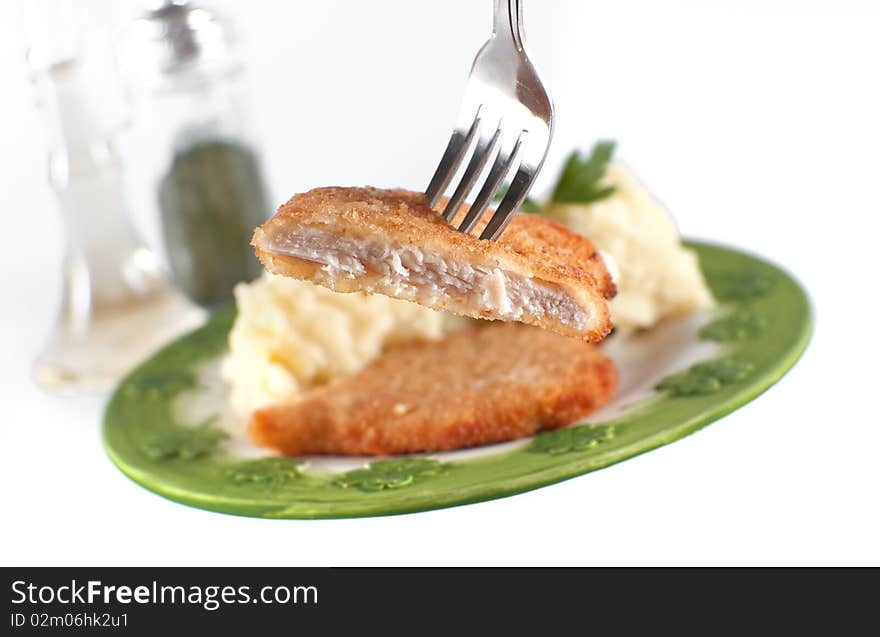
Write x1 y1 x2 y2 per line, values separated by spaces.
425 0 553 241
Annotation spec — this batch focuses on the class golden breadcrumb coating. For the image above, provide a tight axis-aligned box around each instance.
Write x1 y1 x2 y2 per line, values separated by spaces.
249 323 618 456
252 187 616 342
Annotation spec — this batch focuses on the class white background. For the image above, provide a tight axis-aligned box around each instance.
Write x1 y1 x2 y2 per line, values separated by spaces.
1 0 878 566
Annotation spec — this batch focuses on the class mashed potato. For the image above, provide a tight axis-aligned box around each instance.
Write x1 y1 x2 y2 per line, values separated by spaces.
542 163 714 331
221 274 461 418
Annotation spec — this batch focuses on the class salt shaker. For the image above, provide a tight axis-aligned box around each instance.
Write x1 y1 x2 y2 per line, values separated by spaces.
26 1 206 393
119 0 271 308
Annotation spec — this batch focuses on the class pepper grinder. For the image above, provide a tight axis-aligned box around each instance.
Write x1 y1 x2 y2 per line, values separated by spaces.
28 2 206 394
119 0 272 308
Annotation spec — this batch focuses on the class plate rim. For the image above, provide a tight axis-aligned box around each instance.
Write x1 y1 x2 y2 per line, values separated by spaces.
102 240 814 519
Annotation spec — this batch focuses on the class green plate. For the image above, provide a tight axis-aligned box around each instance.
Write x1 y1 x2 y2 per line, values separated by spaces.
103 242 812 518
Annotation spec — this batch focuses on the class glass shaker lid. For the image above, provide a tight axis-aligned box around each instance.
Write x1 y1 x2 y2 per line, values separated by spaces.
119 0 236 83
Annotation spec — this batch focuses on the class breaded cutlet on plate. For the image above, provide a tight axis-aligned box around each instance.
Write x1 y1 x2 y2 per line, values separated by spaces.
252 187 616 342
249 323 618 456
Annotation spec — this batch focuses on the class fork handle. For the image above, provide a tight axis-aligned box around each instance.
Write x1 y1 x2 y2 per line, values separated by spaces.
493 0 524 51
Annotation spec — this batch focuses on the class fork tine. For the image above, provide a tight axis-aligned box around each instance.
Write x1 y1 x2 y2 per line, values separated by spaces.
458 133 524 234
425 108 483 207
479 160 536 241
442 123 502 222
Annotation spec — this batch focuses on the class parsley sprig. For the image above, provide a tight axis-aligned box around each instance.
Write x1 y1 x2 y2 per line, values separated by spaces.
551 140 617 204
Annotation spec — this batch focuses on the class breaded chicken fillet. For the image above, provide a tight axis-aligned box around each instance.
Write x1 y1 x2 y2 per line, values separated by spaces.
249 323 618 456
252 187 616 342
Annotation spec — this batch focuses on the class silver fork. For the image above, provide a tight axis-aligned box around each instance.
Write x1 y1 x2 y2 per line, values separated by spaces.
425 0 553 241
